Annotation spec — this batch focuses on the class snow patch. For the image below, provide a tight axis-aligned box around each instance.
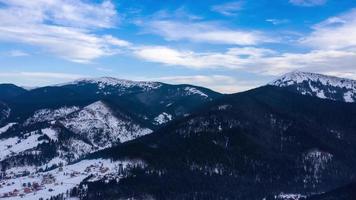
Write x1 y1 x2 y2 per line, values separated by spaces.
25 106 79 125
41 128 58 141
0 133 45 161
184 87 208 98
154 112 173 125
0 123 17 135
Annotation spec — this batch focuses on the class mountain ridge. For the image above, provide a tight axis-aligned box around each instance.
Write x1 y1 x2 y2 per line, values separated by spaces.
269 71 356 102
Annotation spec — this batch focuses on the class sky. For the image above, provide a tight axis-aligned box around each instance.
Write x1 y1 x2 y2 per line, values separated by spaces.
1 0 356 93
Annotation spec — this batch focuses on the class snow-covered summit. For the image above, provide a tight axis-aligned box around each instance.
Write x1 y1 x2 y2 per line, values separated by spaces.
57 77 162 90
269 71 356 102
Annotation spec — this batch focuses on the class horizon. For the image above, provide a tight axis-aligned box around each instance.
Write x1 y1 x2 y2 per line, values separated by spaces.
1 70 355 94
1 0 356 93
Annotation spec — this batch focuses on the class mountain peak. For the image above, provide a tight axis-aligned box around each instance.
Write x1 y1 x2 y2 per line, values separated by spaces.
270 71 355 86
57 76 162 90
269 71 356 102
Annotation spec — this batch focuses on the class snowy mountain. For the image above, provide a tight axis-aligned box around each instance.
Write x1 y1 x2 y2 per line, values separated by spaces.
85 85 356 199
2 73 356 199
0 77 220 170
269 71 356 103
0 100 152 167
5 77 221 127
61 101 152 147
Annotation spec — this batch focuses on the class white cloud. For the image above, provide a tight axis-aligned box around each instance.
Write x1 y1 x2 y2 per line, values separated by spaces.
133 44 356 79
211 1 243 16
301 9 356 50
151 75 261 93
0 0 129 63
0 71 87 86
266 19 289 25
133 46 274 69
289 0 327 7
0 0 117 28
0 72 85 79
142 20 271 45
6 50 29 57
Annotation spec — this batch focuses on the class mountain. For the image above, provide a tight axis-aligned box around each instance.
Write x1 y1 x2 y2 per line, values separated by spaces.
269 71 356 103
5 77 222 127
1 73 356 200
84 85 356 199
0 77 221 170
0 84 27 102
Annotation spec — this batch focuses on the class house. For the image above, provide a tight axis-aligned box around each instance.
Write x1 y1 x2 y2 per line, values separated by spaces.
24 187 32 193
41 174 56 185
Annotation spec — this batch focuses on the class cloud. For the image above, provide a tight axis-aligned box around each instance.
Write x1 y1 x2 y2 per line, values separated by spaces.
289 0 327 7
150 75 261 93
0 0 130 63
301 9 356 50
142 20 271 45
6 50 29 57
133 44 356 79
133 46 276 69
0 71 87 86
211 1 243 16
0 72 85 79
266 19 289 25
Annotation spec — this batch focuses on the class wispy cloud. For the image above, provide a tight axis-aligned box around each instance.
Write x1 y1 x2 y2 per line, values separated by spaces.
0 72 86 79
301 9 356 50
133 46 276 69
0 71 87 86
150 75 262 93
0 0 130 63
141 20 271 45
266 19 290 25
289 0 327 7
133 44 356 79
6 50 29 57
211 1 243 16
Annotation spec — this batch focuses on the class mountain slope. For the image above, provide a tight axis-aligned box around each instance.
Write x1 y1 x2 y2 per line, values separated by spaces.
0 77 221 170
5 77 222 127
0 100 152 169
86 86 356 199
307 182 356 200
269 71 356 103
0 84 27 102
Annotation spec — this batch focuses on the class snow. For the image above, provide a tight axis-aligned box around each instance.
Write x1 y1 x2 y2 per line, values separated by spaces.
56 77 162 92
44 157 68 168
154 112 173 125
218 104 231 110
25 106 79 125
184 87 209 98
65 139 93 160
41 128 58 141
62 101 152 147
344 91 354 102
0 159 135 200
270 71 356 102
275 193 306 200
0 133 44 161
0 123 17 135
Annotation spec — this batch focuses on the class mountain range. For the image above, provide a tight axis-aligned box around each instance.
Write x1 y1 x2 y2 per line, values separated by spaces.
0 71 355 200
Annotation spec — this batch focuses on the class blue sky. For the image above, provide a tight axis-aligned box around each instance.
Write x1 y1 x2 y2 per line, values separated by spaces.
1 0 356 93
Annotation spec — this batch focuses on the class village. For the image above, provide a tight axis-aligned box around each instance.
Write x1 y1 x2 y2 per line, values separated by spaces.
0 159 129 199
